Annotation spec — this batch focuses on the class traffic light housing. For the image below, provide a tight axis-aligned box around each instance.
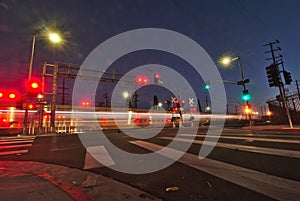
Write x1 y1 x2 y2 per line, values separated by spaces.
265 64 280 87
204 81 210 90
241 89 251 102
283 70 292 85
154 73 160 84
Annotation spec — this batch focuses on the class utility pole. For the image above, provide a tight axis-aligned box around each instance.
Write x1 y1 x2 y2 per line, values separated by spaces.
296 80 300 100
133 91 139 108
264 40 293 128
58 76 69 105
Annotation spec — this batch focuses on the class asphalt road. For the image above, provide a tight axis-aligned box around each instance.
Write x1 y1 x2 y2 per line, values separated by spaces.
1 127 300 201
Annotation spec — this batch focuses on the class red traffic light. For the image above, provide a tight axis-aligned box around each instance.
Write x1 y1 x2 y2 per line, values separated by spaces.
0 92 3 98
28 103 35 110
244 104 252 114
154 73 160 84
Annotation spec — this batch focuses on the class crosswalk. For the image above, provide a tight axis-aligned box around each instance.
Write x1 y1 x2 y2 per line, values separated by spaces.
83 128 300 200
0 136 35 156
130 130 300 201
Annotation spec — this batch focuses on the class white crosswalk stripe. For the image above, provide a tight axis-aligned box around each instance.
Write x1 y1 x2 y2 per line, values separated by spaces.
160 136 300 158
0 136 35 156
130 140 300 201
128 131 300 201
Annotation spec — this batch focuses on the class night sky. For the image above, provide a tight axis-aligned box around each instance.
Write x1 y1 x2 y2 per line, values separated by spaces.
1 0 300 112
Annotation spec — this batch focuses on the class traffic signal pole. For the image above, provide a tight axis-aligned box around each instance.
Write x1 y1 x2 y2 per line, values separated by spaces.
264 41 293 128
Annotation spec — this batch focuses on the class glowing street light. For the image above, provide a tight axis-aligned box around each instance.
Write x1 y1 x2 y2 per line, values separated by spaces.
123 91 130 99
48 32 61 43
220 56 246 89
221 56 234 66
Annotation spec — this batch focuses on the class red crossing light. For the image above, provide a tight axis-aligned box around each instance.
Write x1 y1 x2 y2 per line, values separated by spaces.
81 101 91 106
136 75 149 85
31 82 39 89
28 104 35 110
9 93 16 99
28 81 40 96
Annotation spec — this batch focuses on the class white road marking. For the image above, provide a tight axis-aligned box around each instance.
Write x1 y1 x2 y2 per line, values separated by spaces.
130 140 300 201
160 137 300 158
0 137 35 156
0 140 34 145
0 149 28 156
180 133 300 144
83 146 115 170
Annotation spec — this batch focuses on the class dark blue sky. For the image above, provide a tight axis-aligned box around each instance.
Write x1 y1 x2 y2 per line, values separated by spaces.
0 0 299 111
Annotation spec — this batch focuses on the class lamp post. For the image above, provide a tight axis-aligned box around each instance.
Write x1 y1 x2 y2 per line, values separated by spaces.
22 32 61 135
222 56 247 90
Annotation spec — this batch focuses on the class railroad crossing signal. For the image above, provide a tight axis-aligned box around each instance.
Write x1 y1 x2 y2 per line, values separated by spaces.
28 81 40 96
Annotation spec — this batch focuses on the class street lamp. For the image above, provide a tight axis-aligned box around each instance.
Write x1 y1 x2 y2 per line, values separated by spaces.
22 31 62 135
221 56 246 90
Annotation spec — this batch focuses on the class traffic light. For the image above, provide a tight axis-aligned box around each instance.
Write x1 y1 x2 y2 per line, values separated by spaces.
265 64 280 87
154 73 160 84
172 106 179 112
81 100 91 106
204 81 210 90
136 75 149 85
28 81 40 96
244 103 251 114
9 93 16 99
28 103 36 110
0 91 18 101
241 89 251 102
283 70 292 85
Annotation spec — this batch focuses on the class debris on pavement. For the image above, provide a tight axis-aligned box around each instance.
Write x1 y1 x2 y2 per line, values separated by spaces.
81 175 98 188
207 181 212 188
165 186 179 192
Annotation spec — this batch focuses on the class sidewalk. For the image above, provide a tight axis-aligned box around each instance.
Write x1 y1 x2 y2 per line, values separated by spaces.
0 161 161 201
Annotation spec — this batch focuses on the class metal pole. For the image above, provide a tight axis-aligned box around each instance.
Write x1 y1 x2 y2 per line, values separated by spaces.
236 57 252 126
22 34 36 135
296 80 300 100
269 42 293 128
50 63 58 133
237 57 246 90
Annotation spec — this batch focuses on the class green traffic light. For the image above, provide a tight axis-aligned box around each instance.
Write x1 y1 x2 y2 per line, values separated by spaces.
242 93 251 101
204 81 210 90
241 89 251 101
